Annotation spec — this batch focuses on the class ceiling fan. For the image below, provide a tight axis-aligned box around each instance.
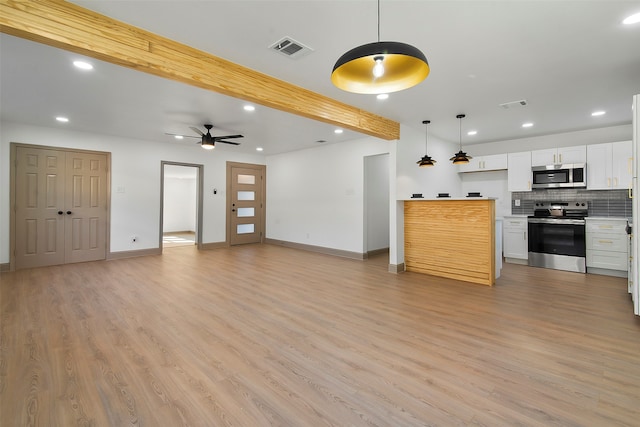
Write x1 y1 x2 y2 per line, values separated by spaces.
166 124 243 150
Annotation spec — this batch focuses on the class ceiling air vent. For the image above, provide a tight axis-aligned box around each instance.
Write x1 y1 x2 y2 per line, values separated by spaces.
269 37 314 59
499 99 528 109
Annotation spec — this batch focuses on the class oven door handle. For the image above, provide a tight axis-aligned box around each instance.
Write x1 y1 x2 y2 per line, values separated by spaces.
528 218 585 225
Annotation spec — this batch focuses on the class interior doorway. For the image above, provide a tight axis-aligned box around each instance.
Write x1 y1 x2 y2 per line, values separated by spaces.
364 154 390 256
160 162 203 250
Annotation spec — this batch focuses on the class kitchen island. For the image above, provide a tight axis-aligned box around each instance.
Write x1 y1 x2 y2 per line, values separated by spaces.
404 198 496 286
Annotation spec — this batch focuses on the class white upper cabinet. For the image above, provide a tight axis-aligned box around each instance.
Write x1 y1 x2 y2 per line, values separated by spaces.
587 141 632 190
508 151 532 192
458 154 508 173
531 145 586 166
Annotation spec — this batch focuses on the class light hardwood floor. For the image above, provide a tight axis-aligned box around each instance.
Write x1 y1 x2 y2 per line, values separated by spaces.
1 244 639 426
163 231 197 248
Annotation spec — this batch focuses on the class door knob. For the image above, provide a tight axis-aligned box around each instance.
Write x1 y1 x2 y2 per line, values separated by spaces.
66 211 72 215
58 211 63 215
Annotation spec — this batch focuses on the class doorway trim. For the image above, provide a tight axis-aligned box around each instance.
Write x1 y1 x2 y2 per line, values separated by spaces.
9 142 112 272
159 161 204 252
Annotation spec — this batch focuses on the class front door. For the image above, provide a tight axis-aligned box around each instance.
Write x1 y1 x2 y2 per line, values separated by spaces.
14 145 108 269
227 162 265 245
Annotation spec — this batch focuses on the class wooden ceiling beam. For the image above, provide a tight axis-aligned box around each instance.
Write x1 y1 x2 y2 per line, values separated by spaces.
0 0 400 140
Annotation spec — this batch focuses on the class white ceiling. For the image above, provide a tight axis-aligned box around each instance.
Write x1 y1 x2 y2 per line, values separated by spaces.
1 1 639 155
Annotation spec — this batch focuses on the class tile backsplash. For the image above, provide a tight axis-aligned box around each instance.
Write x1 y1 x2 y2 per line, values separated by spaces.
511 189 631 218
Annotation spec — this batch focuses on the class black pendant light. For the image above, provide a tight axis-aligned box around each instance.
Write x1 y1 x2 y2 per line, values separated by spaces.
331 0 430 94
450 114 472 164
417 120 436 167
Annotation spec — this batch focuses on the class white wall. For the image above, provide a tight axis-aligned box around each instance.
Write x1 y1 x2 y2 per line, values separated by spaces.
365 154 389 252
266 136 392 254
0 121 265 263
461 170 511 217
163 175 197 233
395 124 464 199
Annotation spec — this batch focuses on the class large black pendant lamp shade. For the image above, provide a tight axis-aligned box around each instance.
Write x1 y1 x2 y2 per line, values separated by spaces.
417 120 436 167
331 0 430 94
450 114 472 164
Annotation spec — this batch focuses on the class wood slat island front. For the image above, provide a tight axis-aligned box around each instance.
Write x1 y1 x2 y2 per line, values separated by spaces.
404 199 496 286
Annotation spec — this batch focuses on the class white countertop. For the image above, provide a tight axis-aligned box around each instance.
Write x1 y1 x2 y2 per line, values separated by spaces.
403 197 498 201
586 217 629 221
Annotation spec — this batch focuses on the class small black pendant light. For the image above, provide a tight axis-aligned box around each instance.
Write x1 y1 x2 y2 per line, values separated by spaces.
450 114 472 164
331 0 430 94
417 120 436 167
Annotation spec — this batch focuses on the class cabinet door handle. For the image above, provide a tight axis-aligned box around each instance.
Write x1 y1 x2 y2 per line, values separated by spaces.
607 178 611 187
523 231 526 240
559 153 562 163
598 240 613 244
614 177 618 187
553 154 556 163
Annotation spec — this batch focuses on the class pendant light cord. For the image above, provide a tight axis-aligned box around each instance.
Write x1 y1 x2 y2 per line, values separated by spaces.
377 0 380 42
459 117 462 150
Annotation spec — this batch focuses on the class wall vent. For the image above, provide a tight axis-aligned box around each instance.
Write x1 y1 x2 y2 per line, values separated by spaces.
269 37 314 59
499 99 528 109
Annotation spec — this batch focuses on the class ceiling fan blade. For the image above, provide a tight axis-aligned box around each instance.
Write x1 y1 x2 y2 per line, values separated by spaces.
165 132 200 139
217 140 241 145
213 134 243 140
189 126 204 136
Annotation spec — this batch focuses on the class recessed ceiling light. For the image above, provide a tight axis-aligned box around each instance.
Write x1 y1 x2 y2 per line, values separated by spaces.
522 122 533 128
623 12 640 25
334 129 343 134
376 93 389 100
467 130 478 136
243 105 255 112
256 147 264 152
591 110 606 116
73 60 93 70
174 135 184 139
56 116 69 123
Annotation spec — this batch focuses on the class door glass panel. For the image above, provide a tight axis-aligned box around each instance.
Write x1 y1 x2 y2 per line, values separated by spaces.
237 191 255 201
237 207 255 218
237 174 255 185
237 223 255 234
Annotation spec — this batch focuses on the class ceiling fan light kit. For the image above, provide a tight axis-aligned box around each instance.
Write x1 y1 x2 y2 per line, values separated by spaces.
417 119 436 167
188 124 243 150
331 0 429 94
450 114 472 165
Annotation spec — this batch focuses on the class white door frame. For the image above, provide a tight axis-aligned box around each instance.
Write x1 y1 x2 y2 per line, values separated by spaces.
159 161 204 251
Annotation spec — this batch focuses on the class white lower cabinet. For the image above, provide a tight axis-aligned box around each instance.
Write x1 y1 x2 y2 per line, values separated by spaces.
586 218 629 276
503 216 528 264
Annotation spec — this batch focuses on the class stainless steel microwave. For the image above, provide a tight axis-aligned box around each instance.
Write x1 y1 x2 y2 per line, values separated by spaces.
531 163 586 189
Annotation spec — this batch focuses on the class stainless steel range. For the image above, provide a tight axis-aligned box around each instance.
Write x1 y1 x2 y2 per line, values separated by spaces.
528 201 589 273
